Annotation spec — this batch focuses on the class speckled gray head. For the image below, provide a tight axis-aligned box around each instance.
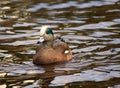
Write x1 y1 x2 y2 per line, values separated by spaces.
37 25 53 43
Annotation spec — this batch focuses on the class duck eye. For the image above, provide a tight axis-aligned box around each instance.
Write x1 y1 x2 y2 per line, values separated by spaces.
46 28 53 34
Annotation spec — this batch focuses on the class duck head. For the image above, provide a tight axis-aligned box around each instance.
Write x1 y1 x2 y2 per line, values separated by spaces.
37 25 54 43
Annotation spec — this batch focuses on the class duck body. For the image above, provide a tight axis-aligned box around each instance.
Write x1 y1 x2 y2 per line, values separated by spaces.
33 26 72 65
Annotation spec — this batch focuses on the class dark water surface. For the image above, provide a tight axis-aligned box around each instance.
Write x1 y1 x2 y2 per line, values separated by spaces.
0 0 120 88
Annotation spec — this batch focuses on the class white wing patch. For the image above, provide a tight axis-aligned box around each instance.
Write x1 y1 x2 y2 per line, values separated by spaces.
64 50 69 54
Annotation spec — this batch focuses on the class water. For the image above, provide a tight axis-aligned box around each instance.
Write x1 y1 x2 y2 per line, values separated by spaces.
0 0 120 88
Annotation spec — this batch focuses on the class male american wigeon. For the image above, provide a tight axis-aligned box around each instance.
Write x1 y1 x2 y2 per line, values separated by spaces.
33 25 72 65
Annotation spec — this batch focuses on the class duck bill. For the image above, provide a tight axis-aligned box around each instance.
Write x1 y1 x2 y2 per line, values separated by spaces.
38 36 45 43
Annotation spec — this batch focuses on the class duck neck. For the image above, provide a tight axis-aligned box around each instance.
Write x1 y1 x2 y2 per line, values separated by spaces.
43 41 54 48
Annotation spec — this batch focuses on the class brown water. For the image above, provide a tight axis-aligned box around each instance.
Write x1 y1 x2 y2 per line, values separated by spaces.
0 0 120 88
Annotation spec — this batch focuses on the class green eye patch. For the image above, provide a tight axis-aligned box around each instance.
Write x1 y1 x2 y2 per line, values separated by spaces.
46 28 53 35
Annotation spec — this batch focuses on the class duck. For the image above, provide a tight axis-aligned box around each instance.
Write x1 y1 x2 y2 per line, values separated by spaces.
33 25 72 65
